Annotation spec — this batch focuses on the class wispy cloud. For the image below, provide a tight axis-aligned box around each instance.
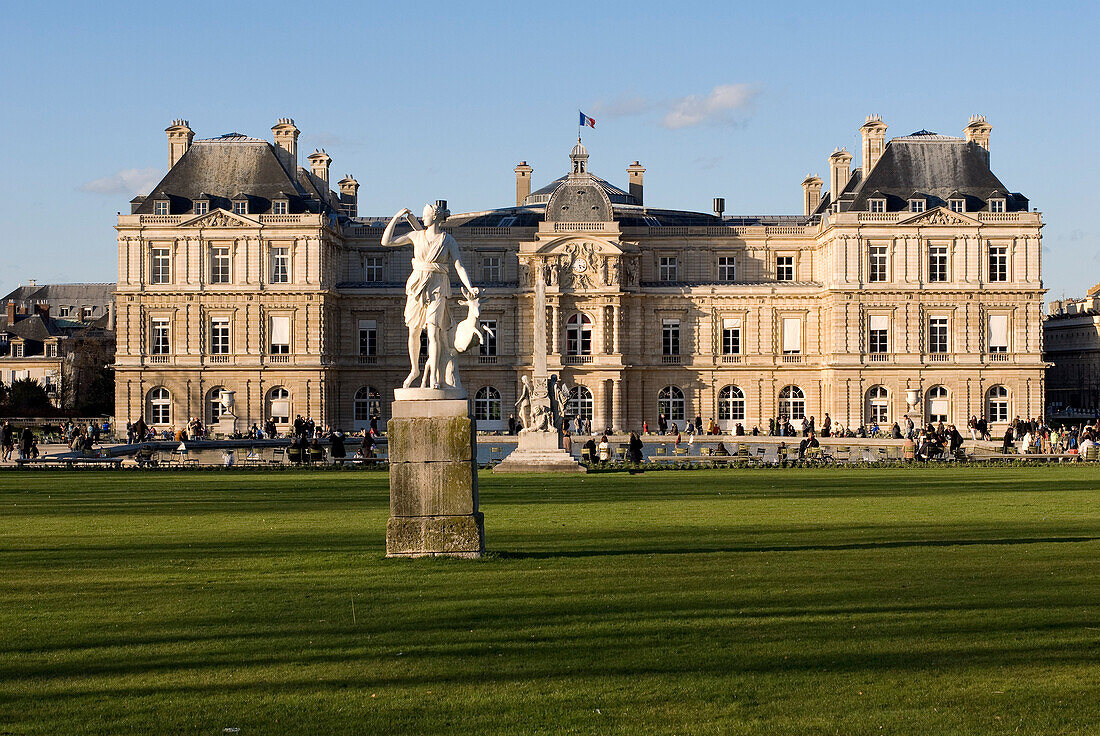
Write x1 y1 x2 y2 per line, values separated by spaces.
662 84 757 129
588 83 759 130
79 167 162 195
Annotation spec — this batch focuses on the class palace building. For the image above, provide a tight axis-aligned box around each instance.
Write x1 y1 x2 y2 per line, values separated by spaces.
114 115 1045 434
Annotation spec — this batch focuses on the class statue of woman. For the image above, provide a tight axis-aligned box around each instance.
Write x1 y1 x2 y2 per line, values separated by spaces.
515 375 533 430
381 203 478 390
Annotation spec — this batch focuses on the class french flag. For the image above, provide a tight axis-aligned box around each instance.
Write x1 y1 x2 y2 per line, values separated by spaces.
579 111 596 128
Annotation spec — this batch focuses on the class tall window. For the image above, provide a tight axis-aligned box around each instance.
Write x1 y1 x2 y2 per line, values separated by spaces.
269 315 291 354
662 319 680 356
928 385 949 423
567 385 594 421
358 320 377 356
868 315 889 354
721 318 741 355
987 385 1009 422
267 387 290 425
658 385 686 422
210 246 230 284
868 245 887 282
479 319 497 356
781 317 802 354
210 317 230 355
271 200 288 215
473 387 502 422
481 255 501 283
364 256 383 282
207 387 226 425
354 386 382 424
566 313 592 355
778 385 805 420
718 256 736 282
151 318 170 355
987 314 1009 353
148 387 171 425
151 248 171 284
928 317 949 354
270 247 290 283
928 245 948 282
659 256 678 282
988 245 1008 282
776 256 794 282
867 385 889 423
717 385 745 422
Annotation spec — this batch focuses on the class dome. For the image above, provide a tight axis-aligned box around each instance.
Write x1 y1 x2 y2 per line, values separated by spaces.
571 140 588 157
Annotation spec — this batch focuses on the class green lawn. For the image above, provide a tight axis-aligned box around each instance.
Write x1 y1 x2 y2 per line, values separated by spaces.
0 467 1098 735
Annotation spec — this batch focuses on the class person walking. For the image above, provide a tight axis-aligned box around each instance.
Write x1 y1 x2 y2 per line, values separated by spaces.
0 422 13 462
627 431 643 463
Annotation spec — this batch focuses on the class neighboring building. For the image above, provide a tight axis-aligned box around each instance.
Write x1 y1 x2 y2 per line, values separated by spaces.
0 287 116 409
1044 286 1100 417
115 115 1045 434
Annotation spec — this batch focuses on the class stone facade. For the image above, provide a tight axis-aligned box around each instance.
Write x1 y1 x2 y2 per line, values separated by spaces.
1044 287 1100 415
115 116 1045 435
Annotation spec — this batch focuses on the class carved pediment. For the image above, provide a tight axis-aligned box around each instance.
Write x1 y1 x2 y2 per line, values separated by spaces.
518 238 638 290
180 209 258 228
899 207 978 226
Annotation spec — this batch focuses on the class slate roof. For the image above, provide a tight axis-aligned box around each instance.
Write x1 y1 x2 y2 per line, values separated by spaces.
134 138 342 216
1 283 115 307
820 132 1028 214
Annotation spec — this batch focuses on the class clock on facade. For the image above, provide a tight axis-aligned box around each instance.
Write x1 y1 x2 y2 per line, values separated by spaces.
571 257 588 274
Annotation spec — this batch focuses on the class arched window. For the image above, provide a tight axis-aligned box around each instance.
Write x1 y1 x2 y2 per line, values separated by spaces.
658 385 686 422
206 386 226 425
267 387 290 425
566 313 592 355
927 385 949 423
474 386 502 422
717 385 745 423
987 385 1009 423
354 386 382 425
567 385 594 421
778 385 805 420
866 385 889 423
147 387 171 426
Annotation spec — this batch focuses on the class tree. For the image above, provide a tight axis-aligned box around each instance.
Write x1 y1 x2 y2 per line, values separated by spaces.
7 378 51 416
63 334 116 415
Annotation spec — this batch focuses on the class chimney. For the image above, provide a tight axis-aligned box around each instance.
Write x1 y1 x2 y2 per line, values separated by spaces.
859 115 888 177
627 161 645 205
308 149 332 185
338 175 359 217
271 117 300 173
828 148 853 207
964 115 992 152
165 119 194 168
514 161 533 206
801 175 823 215
6 302 15 324
34 303 49 319
713 197 725 218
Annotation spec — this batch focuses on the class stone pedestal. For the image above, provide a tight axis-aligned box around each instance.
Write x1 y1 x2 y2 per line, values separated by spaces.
386 394 484 558
216 412 239 436
493 430 587 474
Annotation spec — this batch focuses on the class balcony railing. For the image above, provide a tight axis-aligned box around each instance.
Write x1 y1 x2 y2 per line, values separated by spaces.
563 355 593 365
988 352 1010 362
478 355 498 364
782 354 802 364
268 354 290 364
868 353 890 362
358 355 377 365
208 355 231 364
149 355 170 364
721 355 742 364
927 353 951 362
662 355 682 364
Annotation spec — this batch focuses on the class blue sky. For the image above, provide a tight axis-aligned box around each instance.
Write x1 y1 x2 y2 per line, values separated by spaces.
0 0 1095 301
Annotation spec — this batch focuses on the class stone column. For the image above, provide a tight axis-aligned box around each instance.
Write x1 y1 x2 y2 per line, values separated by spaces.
612 379 623 432
612 304 621 354
386 394 484 558
551 303 560 355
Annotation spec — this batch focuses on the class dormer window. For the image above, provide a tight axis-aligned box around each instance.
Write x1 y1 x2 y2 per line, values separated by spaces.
908 199 926 213
271 200 288 215
232 199 248 215
989 198 1006 213
153 200 169 216
194 200 208 216
949 198 966 213
869 198 886 213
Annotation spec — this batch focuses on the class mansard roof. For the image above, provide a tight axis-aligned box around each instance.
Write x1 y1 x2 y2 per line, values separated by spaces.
843 135 1028 213
133 138 342 216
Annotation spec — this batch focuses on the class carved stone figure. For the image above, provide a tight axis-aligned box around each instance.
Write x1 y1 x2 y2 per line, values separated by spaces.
515 375 534 429
381 203 479 390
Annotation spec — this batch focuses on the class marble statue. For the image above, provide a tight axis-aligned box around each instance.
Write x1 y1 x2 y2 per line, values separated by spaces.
553 376 571 429
515 375 534 430
381 203 481 391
